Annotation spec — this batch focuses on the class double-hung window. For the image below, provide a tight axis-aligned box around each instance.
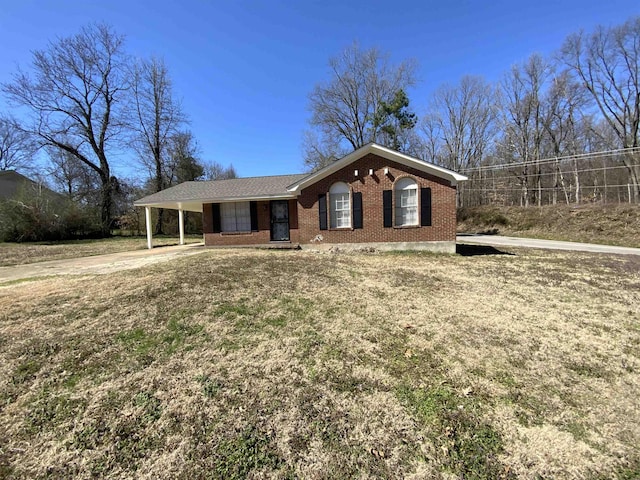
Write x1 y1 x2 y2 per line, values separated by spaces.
395 177 418 226
329 182 351 228
220 202 251 232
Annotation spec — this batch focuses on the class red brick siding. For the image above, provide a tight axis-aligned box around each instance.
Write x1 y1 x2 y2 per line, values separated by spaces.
202 199 299 246
297 153 457 245
201 153 458 247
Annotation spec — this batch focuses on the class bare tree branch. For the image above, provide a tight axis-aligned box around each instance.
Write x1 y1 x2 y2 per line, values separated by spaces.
2 23 130 235
0 115 38 172
307 43 417 162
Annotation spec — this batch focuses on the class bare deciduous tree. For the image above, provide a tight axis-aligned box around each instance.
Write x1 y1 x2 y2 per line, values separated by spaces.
427 76 497 172
307 43 417 160
131 56 186 233
301 130 342 172
0 115 37 172
47 146 99 203
539 71 589 204
422 76 497 206
561 16 640 201
165 130 204 184
203 161 237 180
500 54 550 206
2 23 129 236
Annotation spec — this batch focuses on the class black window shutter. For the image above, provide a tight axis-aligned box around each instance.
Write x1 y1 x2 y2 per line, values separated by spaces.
352 192 363 229
212 204 221 233
318 194 327 230
421 187 432 226
383 190 392 228
250 201 258 231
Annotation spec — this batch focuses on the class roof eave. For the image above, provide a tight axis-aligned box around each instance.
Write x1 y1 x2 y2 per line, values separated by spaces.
134 192 298 209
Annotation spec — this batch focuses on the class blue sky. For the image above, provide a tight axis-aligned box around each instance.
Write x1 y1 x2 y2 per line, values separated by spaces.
0 0 637 179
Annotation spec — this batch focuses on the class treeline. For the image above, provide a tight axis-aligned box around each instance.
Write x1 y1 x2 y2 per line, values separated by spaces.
304 16 640 206
0 24 236 241
2 17 639 243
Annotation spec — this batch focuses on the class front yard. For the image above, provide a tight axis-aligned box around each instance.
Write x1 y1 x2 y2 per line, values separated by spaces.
0 248 638 478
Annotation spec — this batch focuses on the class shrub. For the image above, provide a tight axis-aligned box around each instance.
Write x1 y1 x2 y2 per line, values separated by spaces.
457 207 509 226
0 189 101 242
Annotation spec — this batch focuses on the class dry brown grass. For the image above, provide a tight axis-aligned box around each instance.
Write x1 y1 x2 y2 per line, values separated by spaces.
0 236 202 267
0 248 638 479
458 204 640 248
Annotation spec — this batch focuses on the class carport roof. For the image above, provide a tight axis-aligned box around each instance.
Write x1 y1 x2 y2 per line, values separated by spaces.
134 174 306 212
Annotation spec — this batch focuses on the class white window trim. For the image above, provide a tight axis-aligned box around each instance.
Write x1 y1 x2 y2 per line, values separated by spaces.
329 182 352 229
394 177 419 227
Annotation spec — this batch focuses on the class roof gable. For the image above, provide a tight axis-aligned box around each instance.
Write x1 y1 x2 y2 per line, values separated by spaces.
287 143 467 192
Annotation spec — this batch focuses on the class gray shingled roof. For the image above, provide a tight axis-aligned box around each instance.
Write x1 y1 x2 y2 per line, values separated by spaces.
134 174 306 212
0 170 63 201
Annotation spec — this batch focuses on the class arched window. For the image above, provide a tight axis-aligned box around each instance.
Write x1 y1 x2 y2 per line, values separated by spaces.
395 177 418 226
329 182 351 228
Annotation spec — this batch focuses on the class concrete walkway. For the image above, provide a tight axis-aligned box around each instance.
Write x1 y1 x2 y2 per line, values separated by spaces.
457 234 640 256
0 243 207 283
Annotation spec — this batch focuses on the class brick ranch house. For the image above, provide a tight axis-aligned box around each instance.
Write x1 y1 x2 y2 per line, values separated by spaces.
134 143 467 252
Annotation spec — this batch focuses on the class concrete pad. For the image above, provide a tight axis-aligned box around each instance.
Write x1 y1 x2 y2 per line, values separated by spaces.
457 235 640 256
0 243 206 283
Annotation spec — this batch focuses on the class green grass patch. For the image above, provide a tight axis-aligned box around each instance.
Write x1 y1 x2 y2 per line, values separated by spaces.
116 317 204 363
196 375 223 399
133 391 163 423
24 388 87 435
11 359 42 385
212 426 291 480
396 384 511 479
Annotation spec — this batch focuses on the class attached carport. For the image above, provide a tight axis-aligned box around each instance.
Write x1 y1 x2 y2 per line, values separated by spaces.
134 175 307 249
134 195 204 249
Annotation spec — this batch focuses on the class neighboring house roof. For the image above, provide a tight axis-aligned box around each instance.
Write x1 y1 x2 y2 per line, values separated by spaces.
287 143 468 193
0 170 61 201
134 174 307 212
134 144 468 212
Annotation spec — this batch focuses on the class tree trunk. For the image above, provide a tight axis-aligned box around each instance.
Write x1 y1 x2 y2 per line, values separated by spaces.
574 158 580 204
155 208 164 235
100 176 113 237
154 158 164 234
622 155 640 203
558 164 570 205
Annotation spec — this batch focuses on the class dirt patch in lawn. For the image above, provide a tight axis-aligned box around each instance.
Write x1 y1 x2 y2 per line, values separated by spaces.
0 248 638 479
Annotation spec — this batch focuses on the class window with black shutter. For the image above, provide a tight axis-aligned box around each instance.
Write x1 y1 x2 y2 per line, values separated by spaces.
318 194 327 230
352 191 363 229
211 204 221 233
250 201 258 231
421 187 432 226
383 190 392 228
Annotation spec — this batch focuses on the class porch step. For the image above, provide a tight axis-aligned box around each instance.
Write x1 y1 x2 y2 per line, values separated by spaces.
262 242 300 250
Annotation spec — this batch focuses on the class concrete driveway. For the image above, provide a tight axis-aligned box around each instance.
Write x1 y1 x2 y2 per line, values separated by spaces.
2 236 638 285
457 234 640 256
0 243 207 284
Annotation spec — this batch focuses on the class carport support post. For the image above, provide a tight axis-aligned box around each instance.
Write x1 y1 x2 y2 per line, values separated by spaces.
145 207 153 249
178 209 185 245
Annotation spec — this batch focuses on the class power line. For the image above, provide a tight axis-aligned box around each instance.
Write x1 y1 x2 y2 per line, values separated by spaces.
463 147 640 173
463 184 635 192
463 163 640 179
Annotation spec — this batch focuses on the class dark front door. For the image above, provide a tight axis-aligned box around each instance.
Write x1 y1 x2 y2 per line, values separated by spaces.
270 200 290 241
